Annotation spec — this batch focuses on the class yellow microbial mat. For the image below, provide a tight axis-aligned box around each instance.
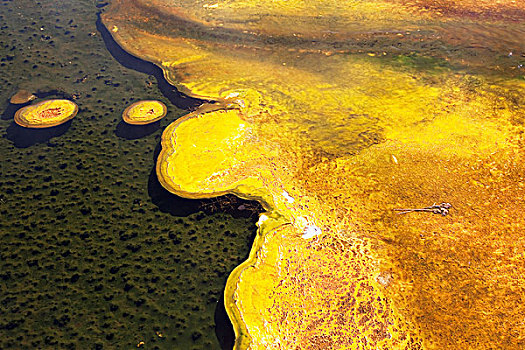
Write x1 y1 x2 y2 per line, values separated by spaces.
122 100 167 125
104 1 525 349
14 99 78 128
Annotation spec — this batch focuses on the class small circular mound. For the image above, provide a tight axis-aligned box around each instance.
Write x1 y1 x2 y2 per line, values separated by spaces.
122 100 167 125
10 89 36 104
14 99 78 128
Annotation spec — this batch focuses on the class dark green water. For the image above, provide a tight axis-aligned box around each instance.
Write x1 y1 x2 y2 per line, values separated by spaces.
0 1 259 349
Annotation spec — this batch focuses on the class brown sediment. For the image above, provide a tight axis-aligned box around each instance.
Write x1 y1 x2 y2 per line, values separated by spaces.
122 100 167 125
14 99 78 128
10 89 36 104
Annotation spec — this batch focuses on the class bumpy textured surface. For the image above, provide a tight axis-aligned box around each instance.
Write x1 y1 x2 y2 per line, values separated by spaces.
0 1 260 348
103 1 525 349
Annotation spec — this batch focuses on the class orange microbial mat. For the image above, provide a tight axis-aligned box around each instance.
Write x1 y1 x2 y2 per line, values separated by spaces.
104 1 525 348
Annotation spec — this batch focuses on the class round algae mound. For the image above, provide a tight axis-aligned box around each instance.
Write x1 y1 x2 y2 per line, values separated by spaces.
122 100 167 125
14 99 78 128
10 89 36 104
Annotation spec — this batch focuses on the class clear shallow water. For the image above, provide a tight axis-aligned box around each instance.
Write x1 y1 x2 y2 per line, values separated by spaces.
0 1 260 349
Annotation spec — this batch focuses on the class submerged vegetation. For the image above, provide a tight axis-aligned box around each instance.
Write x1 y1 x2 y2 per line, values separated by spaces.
0 1 260 348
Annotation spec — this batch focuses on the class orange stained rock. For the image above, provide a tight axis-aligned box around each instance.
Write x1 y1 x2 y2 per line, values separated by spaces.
104 1 525 349
122 100 167 125
14 99 78 128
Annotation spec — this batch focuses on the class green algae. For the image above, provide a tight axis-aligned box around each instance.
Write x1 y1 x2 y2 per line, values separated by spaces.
0 1 258 349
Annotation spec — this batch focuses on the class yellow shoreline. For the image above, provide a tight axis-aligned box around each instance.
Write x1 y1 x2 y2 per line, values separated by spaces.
156 104 288 348
104 16 269 343
101 2 525 348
